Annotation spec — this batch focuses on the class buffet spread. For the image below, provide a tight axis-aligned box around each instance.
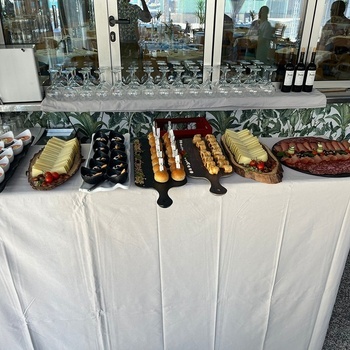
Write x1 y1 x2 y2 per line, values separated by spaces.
2 120 350 350
2 119 350 201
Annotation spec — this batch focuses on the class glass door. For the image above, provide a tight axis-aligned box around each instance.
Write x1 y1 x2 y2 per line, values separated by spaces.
0 0 98 77
106 0 215 87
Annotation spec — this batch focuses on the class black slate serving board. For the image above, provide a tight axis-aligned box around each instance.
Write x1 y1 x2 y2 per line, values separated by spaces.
178 138 231 195
134 138 187 208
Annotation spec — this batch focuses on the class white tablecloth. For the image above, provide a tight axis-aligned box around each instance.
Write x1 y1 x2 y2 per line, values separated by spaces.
41 89 327 112
0 139 349 350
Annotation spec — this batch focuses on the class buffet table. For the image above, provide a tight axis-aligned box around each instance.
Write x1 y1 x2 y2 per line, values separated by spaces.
1 139 349 350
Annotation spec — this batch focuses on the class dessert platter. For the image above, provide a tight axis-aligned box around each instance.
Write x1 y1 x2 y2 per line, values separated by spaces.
134 126 187 208
27 136 82 190
178 133 233 194
272 136 350 177
79 130 130 192
221 129 283 184
0 129 33 192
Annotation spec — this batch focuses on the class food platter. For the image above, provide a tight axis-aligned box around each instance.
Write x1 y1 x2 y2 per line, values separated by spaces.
134 138 187 208
0 137 33 193
178 138 232 194
27 146 82 190
272 136 350 177
221 134 283 184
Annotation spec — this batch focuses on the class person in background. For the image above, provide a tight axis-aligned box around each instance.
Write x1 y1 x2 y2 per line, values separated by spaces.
319 0 350 52
118 0 152 62
252 6 274 63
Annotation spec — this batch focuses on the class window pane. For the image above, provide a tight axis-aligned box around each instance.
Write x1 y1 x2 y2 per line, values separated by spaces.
316 0 350 81
117 0 206 80
221 0 307 82
0 0 98 75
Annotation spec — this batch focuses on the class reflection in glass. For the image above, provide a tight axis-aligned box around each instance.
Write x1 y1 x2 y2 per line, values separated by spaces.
0 0 98 80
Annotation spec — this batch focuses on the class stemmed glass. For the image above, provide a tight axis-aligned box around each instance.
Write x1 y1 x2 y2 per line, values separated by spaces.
187 65 201 95
142 66 156 97
217 65 231 95
46 67 64 99
201 65 214 96
244 66 261 95
172 65 186 96
259 66 276 95
111 66 125 97
125 65 141 97
157 65 171 96
61 69 78 99
79 67 95 99
94 67 112 99
230 65 245 95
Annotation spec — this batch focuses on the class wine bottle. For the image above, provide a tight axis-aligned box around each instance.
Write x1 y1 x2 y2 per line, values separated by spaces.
292 47 306 92
281 48 295 93
303 48 317 92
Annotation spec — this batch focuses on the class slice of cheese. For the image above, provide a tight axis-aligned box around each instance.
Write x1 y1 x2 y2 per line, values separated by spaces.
31 137 79 177
224 129 268 164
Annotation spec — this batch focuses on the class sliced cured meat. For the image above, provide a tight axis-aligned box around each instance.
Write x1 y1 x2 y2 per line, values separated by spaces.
331 140 342 151
325 141 334 151
296 143 307 152
273 137 350 176
279 141 290 152
341 140 350 150
302 142 312 151
273 144 283 152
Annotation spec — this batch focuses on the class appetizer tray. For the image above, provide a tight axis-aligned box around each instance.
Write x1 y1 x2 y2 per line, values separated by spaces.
134 138 187 208
27 146 82 190
0 137 33 193
221 134 283 184
178 138 232 194
272 136 350 177
79 132 130 193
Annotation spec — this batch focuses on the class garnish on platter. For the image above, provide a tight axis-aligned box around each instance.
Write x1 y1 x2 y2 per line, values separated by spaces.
221 129 283 184
272 136 350 176
27 137 82 190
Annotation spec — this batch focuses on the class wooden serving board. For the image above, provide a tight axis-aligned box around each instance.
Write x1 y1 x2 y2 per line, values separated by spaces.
178 138 232 195
134 138 187 208
27 147 83 190
221 134 283 184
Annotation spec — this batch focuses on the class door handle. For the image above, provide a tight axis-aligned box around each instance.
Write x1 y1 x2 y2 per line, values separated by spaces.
109 16 130 27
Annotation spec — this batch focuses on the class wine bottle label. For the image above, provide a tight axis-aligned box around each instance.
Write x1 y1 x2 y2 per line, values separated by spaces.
284 71 294 86
305 71 316 86
294 71 305 86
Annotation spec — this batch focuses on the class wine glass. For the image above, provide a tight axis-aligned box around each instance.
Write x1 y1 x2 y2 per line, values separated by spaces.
259 66 276 95
157 65 171 96
243 66 261 95
61 69 78 99
200 65 214 96
111 66 125 97
79 67 95 99
125 65 141 97
46 67 64 99
142 65 156 97
172 65 186 97
217 65 231 95
187 65 202 95
94 67 112 99
230 65 245 95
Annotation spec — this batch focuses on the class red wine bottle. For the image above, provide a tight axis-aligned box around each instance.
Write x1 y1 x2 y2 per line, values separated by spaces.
292 47 306 92
303 48 317 92
281 48 295 93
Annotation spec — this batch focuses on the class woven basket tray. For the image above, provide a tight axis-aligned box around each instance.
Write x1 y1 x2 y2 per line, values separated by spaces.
27 148 83 191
